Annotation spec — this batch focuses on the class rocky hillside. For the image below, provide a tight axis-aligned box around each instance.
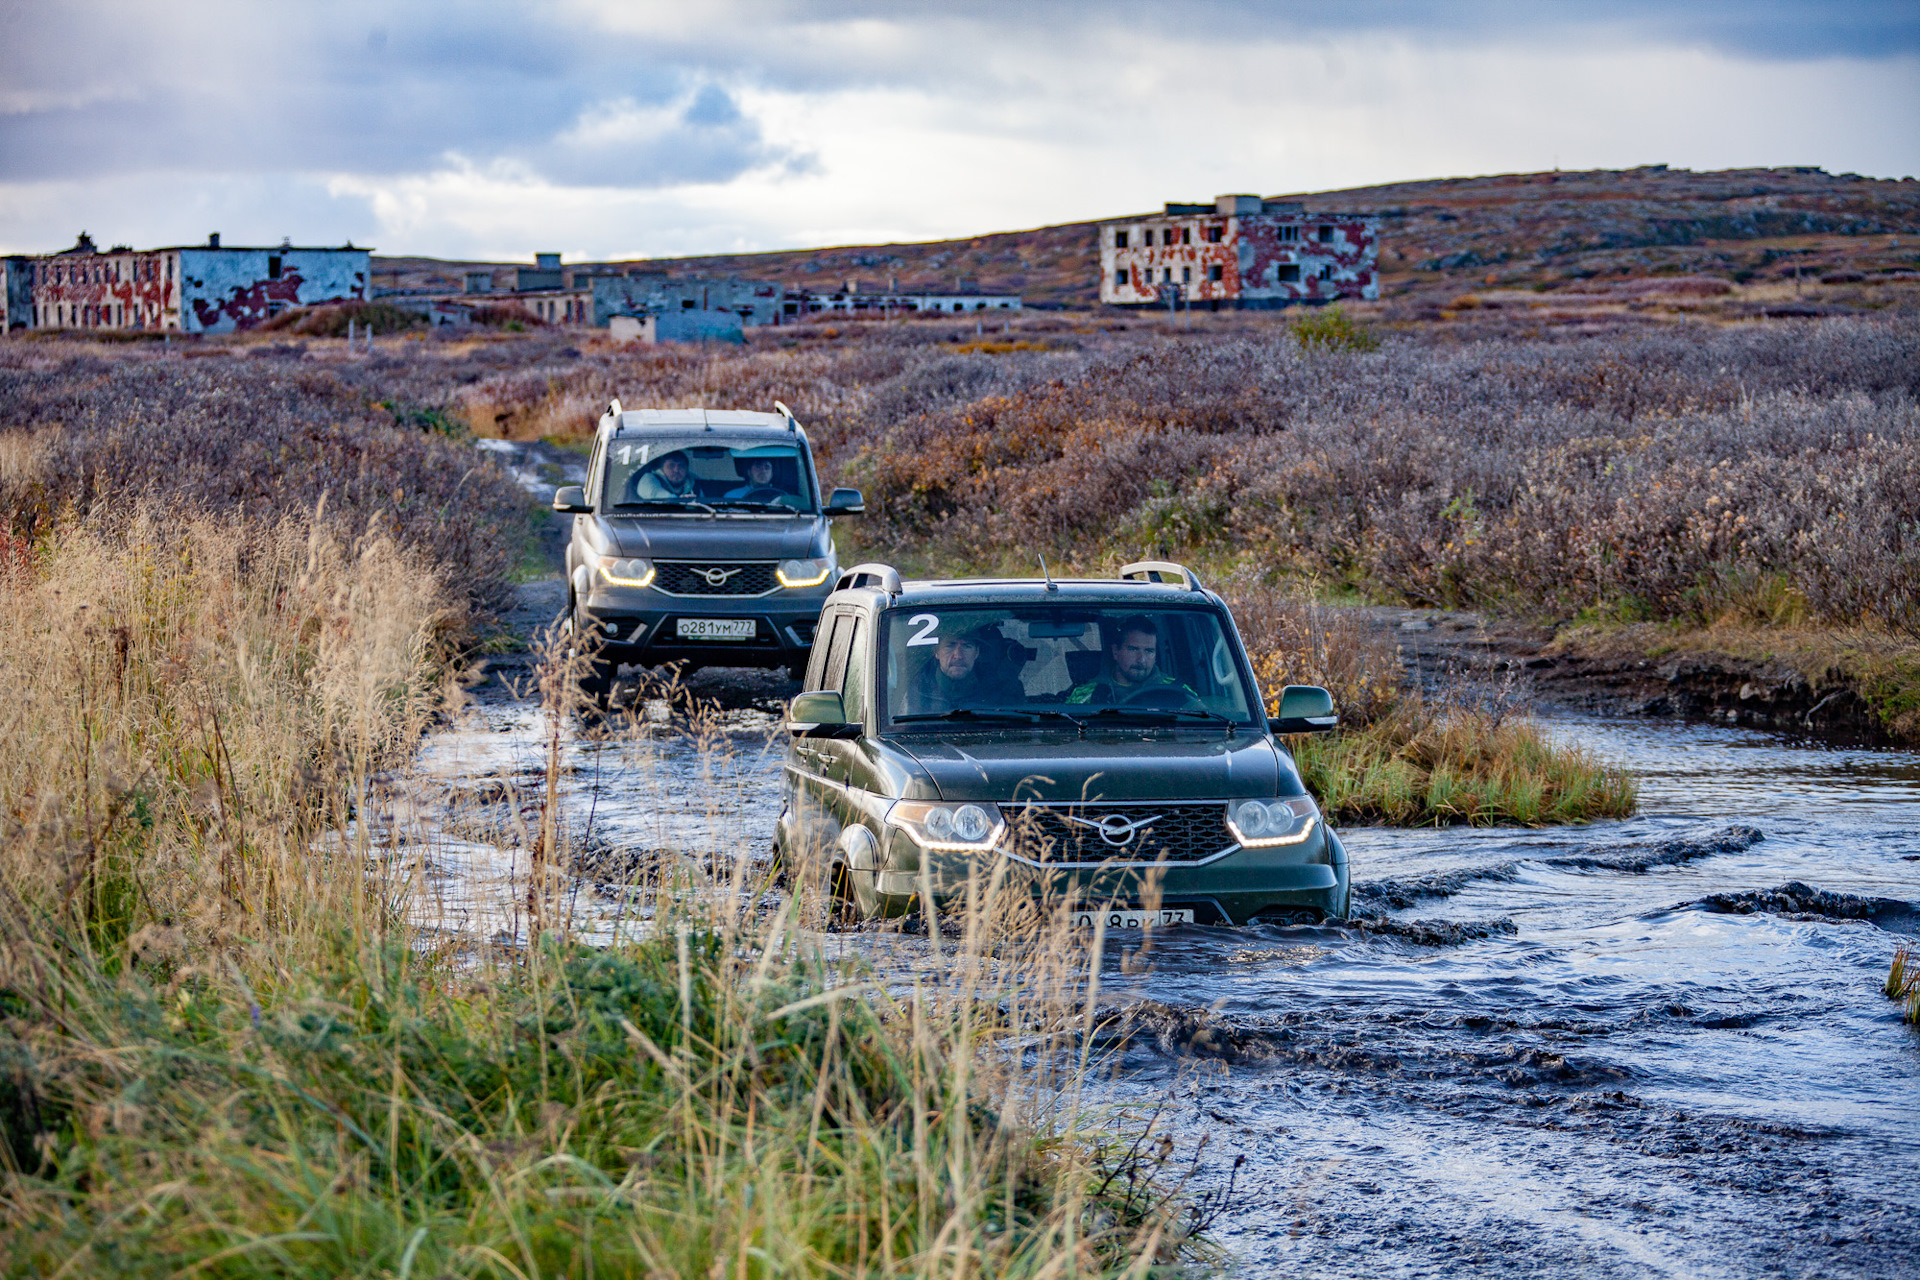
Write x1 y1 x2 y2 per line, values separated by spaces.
375 166 1920 320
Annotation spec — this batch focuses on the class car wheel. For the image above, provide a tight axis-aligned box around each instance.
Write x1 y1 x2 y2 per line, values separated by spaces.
564 598 615 713
829 860 880 924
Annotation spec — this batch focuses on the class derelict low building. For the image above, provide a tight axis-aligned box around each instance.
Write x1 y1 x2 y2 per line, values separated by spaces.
10 233 370 332
1100 195 1379 309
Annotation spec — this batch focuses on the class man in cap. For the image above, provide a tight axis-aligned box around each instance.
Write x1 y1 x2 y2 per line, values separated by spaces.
907 623 1023 713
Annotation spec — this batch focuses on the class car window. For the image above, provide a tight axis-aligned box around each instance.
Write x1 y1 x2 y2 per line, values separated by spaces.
839 616 869 723
822 611 856 692
601 437 816 512
585 437 606 507
806 610 844 690
879 605 1259 726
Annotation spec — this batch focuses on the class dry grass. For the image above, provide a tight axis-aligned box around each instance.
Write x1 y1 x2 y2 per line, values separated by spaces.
1223 575 1637 826
1888 946 1920 1025
0 509 1214 1276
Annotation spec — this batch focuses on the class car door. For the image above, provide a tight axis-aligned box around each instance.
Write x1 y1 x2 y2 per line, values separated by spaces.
817 609 884 901
782 606 854 874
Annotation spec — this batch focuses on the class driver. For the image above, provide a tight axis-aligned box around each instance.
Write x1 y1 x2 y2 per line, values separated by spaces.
907 624 1022 713
633 450 695 500
724 458 782 499
1065 616 1197 706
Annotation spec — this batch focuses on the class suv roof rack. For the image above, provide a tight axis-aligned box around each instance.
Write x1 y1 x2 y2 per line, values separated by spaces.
1118 560 1203 591
835 563 903 595
774 399 798 433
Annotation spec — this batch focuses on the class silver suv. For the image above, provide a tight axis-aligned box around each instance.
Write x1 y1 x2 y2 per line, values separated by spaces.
552 402 864 703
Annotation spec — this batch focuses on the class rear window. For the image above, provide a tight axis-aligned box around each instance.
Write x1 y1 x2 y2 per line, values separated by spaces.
878 604 1259 728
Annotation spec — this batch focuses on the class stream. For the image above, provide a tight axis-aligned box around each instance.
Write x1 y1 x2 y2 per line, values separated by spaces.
392 586 1920 1279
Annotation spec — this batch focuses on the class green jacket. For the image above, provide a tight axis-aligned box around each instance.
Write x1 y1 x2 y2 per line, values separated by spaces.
1065 668 1195 706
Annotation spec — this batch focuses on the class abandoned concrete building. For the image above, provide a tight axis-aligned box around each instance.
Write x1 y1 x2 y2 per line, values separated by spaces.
1100 195 1379 308
9 233 370 332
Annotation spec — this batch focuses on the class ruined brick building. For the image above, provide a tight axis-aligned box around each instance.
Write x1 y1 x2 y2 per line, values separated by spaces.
1100 195 1379 308
6 233 370 332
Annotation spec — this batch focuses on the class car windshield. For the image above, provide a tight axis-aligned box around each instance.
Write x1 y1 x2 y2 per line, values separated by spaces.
879 605 1260 728
602 438 816 513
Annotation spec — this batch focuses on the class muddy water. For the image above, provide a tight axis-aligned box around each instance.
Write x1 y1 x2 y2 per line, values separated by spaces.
1117 716 1920 1279
402 657 1920 1278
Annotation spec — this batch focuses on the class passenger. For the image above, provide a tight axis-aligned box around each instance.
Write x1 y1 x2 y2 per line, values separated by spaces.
908 625 1023 712
724 458 780 499
633 450 695 500
1066 616 1197 706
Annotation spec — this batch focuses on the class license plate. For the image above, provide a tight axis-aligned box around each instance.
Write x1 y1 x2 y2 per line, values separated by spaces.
677 617 755 640
1073 908 1192 930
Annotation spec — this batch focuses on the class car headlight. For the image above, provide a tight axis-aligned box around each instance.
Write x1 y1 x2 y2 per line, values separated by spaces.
776 555 835 588
1226 796 1320 847
886 800 1005 852
597 556 655 587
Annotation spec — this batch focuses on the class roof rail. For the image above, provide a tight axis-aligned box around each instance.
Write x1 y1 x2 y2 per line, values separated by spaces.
1118 560 1203 591
835 563 903 595
608 398 623 418
774 399 798 432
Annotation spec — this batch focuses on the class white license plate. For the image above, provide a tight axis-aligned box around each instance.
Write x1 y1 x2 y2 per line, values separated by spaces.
1074 908 1193 930
677 617 756 640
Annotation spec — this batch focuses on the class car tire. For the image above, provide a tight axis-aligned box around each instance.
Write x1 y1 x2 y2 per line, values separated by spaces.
564 598 616 714
829 860 880 924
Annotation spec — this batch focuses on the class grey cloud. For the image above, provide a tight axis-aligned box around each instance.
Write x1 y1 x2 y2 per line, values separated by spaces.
0 0 1909 190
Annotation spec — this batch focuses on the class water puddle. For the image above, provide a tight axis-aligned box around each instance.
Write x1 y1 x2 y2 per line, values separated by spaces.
381 669 1920 1277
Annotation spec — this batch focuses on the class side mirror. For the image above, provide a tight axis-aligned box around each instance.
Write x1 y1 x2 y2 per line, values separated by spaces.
553 485 592 514
1269 685 1338 734
824 487 865 516
787 690 850 734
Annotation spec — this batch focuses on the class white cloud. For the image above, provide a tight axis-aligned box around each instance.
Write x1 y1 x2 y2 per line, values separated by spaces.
0 3 1914 258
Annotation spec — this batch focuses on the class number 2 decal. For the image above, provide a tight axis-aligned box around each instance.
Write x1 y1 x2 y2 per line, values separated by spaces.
906 614 940 646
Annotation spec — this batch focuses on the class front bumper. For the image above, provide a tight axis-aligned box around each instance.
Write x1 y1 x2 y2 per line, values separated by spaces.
581 583 830 669
870 826 1352 925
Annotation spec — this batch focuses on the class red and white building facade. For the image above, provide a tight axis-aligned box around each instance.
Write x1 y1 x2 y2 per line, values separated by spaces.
6 233 370 333
1100 194 1379 309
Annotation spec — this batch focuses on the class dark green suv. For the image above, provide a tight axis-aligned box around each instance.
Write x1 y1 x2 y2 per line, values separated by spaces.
775 562 1349 927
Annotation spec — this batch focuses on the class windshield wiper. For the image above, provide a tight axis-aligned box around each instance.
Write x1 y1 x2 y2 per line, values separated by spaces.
1086 706 1238 735
893 707 1087 736
708 499 805 512
610 498 717 516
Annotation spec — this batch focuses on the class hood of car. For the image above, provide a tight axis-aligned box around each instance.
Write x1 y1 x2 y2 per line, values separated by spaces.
598 514 826 560
889 733 1299 803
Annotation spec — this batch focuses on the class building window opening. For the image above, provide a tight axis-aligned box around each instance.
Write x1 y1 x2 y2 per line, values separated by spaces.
1180 227 1192 245
1115 268 1129 286
1318 225 1334 243
1277 265 1301 283
1280 226 1299 242
1319 265 1334 280
1143 228 1155 246
267 255 283 279
1114 230 1129 249
1181 266 1192 284
1204 225 1223 243
1208 264 1223 282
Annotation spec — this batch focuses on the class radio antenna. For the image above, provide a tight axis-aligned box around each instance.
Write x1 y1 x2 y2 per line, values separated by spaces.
1040 554 1058 592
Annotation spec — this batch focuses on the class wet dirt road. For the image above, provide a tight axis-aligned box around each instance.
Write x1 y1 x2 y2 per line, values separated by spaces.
405 580 1920 1278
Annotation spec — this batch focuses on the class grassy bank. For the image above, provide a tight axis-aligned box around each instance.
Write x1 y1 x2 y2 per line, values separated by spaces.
1227 579 1638 826
0 512 1206 1275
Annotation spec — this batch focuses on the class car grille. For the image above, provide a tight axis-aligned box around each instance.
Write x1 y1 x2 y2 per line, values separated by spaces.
1000 802 1234 865
653 561 778 597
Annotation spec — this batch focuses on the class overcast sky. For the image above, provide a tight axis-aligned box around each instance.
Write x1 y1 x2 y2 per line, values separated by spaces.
2 1 1915 260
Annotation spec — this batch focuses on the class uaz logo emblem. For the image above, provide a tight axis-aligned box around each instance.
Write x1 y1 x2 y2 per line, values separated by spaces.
1064 812 1162 847
697 566 743 586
